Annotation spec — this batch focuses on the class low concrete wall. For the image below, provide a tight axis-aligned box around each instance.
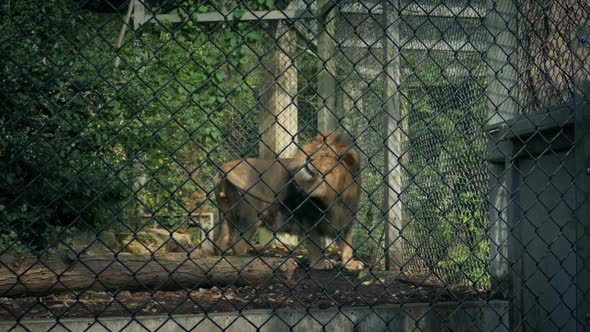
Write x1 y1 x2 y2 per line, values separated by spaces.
2 301 509 332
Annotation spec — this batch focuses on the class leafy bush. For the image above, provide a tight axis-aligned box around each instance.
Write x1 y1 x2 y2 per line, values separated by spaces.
0 0 268 251
0 0 128 250
402 72 490 287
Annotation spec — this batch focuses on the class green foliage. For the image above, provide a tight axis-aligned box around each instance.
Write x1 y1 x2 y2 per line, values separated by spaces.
342 55 490 286
401 73 490 287
0 0 267 252
0 0 128 250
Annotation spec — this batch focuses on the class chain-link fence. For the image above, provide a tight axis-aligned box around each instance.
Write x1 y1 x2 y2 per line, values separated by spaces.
1 0 589 331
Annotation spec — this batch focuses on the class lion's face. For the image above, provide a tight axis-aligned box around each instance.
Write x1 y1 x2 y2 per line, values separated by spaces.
291 132 361 202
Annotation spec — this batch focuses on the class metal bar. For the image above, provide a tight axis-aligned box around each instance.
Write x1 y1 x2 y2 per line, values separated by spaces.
487 132 574 163
487 138 514 296
575 84 590 331
485 106 575 140
485 0 519 300
485 0 519 125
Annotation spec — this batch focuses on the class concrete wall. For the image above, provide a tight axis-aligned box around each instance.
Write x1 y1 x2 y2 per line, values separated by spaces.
514 150 577 331
1 301 509 332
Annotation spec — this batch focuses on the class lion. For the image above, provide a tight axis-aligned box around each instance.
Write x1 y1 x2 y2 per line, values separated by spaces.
212 132 364 270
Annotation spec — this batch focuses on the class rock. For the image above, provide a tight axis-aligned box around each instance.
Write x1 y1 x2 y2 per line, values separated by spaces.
122 228 194 254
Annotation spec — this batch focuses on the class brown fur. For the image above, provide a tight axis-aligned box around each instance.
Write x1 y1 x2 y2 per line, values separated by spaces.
212 132 363 270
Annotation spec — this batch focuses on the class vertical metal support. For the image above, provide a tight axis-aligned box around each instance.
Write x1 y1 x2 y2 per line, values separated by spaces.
317 0 338 133
485 0 519 295
575 84 590 331
487 138 514 294
486 0 519 126
382 0 403 272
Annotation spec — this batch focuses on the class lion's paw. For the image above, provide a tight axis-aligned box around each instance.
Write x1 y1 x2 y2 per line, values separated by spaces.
343 259 365 271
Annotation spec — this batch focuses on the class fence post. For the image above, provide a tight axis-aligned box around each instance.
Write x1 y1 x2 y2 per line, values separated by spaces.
131 0 148 221
315 0 340 252
259 21 299 159
485 0 519 293
382 0 403 272
485 0 519 126
487 138 514 296
257 21 300 247
575 83 590 331
317 0 338 133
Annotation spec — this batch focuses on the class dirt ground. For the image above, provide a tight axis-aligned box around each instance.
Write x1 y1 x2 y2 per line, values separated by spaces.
0 246 498 321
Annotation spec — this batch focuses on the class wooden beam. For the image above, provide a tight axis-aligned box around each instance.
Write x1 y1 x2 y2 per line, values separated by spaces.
382 0 404 272
144 9 314 24
133 0 145 29
132 3 485 27
317 0 338 132
341 39 485 52
259 21 299 159
341 3 486 18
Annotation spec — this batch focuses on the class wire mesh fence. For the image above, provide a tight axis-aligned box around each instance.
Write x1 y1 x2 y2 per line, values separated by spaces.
0 0 589 331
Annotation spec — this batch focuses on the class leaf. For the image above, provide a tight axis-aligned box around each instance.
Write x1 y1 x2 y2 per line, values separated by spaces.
233 7 246 19
247 31 260 41
266 0 274 9
229 36 238 48
357 271 367 280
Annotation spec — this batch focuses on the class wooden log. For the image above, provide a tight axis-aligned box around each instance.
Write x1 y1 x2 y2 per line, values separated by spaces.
0 252 298 297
